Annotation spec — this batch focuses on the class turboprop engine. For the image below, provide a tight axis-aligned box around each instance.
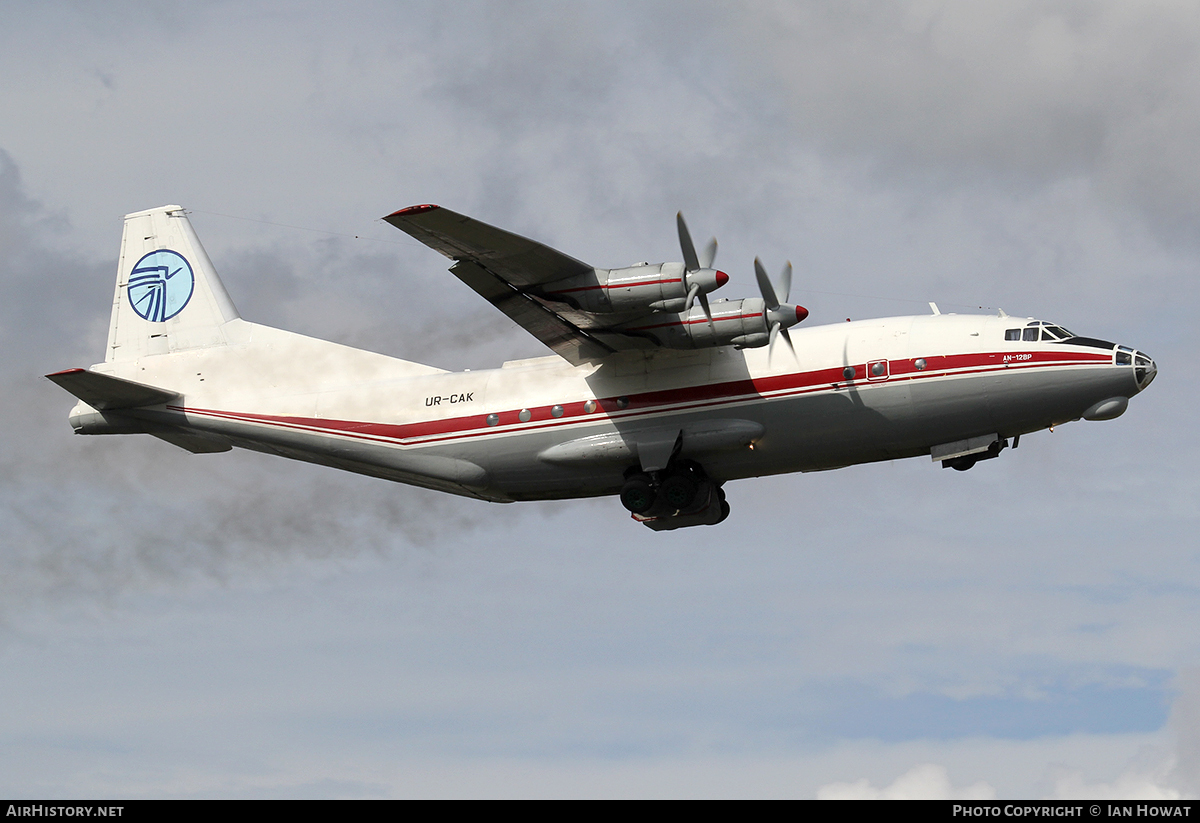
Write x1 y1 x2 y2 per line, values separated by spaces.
540 262 728 314
539 213 728 316
624 295 808 351
621 256 808 354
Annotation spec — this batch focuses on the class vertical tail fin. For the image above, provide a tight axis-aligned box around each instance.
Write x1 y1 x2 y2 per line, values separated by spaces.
105 205 241 362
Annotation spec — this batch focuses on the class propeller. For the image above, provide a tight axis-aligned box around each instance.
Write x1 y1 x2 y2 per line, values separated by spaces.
754 257 808 363
677 213 728 327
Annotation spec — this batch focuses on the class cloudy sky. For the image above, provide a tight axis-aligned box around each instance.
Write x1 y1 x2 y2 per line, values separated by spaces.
1 1 1198 798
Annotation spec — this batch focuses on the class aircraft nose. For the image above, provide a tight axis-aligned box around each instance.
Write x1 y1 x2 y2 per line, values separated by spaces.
1115 345 1156 392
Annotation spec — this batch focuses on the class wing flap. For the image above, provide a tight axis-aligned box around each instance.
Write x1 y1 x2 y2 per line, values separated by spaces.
449 261 615 364
46 368 179 410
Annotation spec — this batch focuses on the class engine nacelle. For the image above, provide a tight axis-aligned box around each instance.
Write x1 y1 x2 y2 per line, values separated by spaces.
619 298 761 349
619 298 809 350
540 263 727 314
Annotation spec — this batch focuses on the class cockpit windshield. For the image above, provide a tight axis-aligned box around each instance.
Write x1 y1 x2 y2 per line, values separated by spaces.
1004 321 1075 342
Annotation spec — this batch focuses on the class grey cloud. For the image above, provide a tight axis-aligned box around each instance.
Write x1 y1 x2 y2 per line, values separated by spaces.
738 1 1200 242
1168 671 1200 795
0 150 516 625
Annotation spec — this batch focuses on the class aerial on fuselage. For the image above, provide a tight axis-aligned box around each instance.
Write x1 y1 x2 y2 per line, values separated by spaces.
47 205 1156 530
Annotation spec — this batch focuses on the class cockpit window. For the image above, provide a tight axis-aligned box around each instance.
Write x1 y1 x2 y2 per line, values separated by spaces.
1011 321 1075 343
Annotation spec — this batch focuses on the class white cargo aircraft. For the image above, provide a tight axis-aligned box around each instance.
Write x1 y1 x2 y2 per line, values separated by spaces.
48 205 1157 530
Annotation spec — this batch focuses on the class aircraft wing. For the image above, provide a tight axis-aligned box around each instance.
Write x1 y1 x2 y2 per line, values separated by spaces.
383 204 593 287
384 205 643 364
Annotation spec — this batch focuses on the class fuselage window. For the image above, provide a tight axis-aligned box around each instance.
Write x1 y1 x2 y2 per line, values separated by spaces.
1005 329 1021 341
1022 328 1039 342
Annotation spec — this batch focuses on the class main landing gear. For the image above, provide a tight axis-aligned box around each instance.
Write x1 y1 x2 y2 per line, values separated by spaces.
619 459 730 530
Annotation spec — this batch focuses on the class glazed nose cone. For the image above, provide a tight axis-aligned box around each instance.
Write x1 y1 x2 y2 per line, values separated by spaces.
1133 349 1156 392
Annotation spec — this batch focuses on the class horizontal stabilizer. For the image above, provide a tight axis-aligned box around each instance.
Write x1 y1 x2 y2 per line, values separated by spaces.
45 368 179 410
150 431 233 454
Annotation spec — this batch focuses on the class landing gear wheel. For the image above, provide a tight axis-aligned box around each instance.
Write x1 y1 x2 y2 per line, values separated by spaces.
619 474 656 513
950 456 977 472
716 486 730 523
659 473 698 510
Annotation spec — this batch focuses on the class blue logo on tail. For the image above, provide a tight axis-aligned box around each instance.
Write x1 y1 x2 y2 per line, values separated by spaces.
128 250 194 322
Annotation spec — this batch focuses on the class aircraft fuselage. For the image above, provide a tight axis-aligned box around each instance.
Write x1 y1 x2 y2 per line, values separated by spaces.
52 205 1156 529
70 311 1153 504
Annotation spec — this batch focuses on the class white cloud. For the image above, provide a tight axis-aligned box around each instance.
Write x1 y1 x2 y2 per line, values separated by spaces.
818 763 995 799
740 1 1200 243
1046 766 1181 801
818 672 1200 800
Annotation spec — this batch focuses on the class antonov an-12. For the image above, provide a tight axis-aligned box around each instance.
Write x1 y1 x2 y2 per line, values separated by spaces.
48 205 1157 530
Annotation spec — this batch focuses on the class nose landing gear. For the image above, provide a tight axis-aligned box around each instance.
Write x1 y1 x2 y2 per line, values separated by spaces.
619 460 729 530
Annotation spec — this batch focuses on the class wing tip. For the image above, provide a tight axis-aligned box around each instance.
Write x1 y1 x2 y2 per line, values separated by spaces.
46 368 86 379
385 204 441 220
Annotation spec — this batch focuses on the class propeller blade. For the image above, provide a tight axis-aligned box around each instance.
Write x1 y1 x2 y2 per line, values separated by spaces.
780 261 792 303
683 282 700 311
766 322 797 368
780 326 795 356
700 237 718 270
677 212 700 272
754 257 779 309
698 291 714 329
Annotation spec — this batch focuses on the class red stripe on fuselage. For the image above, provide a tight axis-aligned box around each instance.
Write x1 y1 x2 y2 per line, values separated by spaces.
167 349 1113 449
